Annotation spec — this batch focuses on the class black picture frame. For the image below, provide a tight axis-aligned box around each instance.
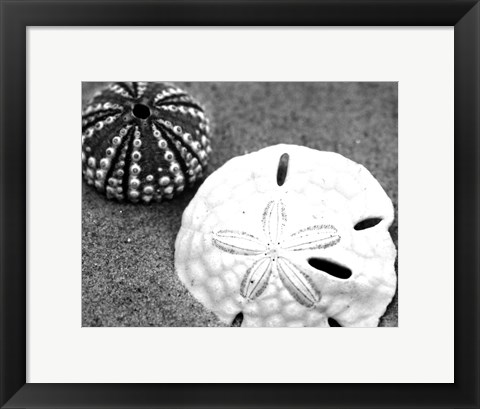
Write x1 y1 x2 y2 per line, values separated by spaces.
1 1 479 408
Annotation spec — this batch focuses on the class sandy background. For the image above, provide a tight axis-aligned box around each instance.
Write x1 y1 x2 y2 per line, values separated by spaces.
82 82 398 327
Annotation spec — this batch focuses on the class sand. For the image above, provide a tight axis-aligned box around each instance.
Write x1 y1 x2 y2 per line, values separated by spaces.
82 82 398 327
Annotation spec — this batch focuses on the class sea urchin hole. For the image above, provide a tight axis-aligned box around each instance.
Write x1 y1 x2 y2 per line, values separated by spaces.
132 103 151 119
231 312 244 327
354 218 383 231
276 153 289 186
328 317 342 327
308 258 352 280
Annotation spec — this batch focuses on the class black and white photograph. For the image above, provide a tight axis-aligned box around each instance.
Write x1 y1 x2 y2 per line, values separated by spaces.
82 81 398 327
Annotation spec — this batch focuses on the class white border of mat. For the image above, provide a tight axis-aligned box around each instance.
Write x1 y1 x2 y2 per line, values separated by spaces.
27 27 454 383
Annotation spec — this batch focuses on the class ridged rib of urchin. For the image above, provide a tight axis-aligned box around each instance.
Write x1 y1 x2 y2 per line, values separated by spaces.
81 82 212 203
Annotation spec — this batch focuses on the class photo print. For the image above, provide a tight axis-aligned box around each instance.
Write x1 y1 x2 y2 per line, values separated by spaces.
82 82 398 327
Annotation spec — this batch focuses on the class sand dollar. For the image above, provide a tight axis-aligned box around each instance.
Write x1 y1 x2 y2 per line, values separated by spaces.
175 144 397 327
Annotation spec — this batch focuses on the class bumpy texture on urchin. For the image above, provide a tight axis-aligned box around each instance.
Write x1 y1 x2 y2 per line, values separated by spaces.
82 82 212 203
175 144 397 327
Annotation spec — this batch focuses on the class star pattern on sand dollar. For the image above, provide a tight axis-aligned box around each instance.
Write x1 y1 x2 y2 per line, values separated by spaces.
212 199 341 307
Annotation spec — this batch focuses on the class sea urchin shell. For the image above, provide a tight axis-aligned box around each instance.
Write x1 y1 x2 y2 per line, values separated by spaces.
82 82 212 203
